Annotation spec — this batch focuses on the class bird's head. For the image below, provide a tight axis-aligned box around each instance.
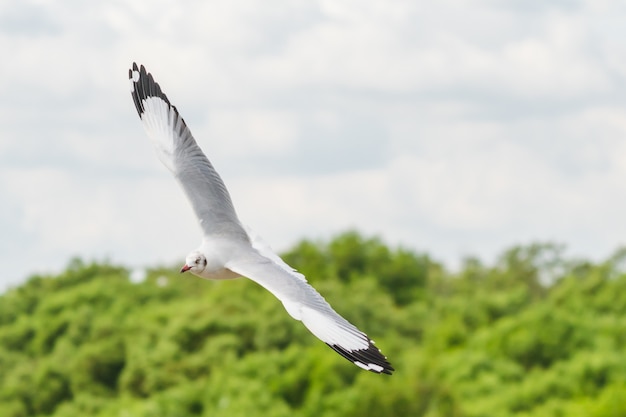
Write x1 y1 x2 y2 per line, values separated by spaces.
180 251 208 275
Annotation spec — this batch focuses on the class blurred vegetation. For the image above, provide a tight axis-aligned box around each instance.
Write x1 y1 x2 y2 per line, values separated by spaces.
1 231 626 417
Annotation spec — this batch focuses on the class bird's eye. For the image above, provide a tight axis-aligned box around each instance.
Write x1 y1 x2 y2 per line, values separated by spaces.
196 257 201 265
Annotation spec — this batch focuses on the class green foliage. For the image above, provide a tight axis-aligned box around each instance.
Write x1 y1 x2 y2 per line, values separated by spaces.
1 233 626 416
282 230 429 305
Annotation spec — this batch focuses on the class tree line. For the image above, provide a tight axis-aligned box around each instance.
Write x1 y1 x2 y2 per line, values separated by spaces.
1 231 625 416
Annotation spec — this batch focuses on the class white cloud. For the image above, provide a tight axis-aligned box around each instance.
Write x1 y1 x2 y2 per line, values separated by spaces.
207 109 298 157
2 0 626 289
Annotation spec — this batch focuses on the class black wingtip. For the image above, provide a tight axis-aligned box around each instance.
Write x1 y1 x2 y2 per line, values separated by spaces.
327 342 394 375
128 62 174 118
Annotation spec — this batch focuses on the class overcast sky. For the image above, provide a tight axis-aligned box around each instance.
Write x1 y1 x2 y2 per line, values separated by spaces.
2 0 626 290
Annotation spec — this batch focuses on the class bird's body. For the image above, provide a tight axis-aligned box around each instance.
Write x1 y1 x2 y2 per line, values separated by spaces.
129 63 394 374
195 238 247 280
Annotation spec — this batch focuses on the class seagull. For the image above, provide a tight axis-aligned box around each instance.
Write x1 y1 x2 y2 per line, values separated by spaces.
128 63 394 374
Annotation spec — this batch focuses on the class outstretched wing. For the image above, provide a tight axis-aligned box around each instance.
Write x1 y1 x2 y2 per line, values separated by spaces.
227 246 394 375
129 63 248 241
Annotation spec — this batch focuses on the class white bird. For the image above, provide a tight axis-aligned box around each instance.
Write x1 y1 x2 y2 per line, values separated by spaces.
129 63 394 374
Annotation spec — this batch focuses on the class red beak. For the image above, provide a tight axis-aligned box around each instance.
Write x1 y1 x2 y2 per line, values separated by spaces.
180 264 192 273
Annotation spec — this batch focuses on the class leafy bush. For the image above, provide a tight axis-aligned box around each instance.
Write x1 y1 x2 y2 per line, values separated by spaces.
1 233 625 416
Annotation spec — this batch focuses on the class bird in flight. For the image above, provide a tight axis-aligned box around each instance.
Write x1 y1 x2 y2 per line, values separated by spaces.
128 63 393 374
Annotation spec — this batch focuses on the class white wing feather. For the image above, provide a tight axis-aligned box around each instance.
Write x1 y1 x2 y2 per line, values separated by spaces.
129 63 248 241
226 248 393 373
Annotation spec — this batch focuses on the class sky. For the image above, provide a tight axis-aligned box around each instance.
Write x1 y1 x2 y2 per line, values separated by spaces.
2 0 626 290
